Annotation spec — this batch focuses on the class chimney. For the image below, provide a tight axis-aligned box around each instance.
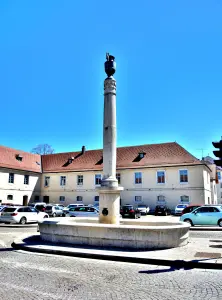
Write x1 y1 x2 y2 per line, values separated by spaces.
82 146 86 154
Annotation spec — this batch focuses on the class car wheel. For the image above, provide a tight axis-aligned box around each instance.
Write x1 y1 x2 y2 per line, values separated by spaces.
218 219 222 227
43 215 48 218
184 219 193 226
62 213 66 217
20 217 26 225
52 213 57 218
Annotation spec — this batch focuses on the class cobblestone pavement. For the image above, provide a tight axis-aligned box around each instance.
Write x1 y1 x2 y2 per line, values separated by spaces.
0 227 222 300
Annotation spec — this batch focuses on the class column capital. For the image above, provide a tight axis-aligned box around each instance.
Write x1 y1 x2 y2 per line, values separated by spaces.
104 77 116 94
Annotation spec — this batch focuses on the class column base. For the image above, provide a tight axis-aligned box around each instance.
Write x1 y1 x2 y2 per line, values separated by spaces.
97 186 124 225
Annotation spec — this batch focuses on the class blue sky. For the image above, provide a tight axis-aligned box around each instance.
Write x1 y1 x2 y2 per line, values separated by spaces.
0 0 221 159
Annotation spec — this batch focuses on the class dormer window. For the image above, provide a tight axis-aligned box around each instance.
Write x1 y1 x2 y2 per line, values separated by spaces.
16 154 23 161
68 157 74 164
139 152 146 159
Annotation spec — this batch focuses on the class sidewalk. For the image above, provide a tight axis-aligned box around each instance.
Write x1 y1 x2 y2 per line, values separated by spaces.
12 232 222 270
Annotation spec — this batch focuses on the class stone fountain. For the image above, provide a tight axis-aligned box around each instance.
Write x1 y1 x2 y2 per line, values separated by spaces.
38 54 190 249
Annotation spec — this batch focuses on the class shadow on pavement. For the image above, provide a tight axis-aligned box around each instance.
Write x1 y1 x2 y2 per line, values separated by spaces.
0 247 15 252
139 267 182 274
210 245 222 248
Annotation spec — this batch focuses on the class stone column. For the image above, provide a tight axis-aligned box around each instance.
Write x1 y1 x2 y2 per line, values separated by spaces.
97 54 123 225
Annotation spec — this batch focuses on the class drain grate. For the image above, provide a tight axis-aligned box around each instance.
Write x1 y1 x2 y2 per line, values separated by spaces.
194 252 221 258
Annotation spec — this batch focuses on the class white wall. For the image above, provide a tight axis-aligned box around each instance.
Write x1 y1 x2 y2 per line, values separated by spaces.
0 168 41 205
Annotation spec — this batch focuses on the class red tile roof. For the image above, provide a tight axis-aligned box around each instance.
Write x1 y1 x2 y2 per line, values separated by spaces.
41 142 202 173
0 145 41 173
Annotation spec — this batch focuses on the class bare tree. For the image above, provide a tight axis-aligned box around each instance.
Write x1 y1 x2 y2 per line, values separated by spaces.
31 144 54 155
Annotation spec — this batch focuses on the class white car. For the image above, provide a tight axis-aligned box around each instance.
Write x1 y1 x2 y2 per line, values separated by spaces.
0 206 8 216
137 204 150 215
0 206 49 224
67 206 99 217
174 204 188 216
63 203 84 214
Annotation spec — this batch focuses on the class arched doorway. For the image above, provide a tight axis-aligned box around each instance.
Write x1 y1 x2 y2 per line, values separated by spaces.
23 195 28 206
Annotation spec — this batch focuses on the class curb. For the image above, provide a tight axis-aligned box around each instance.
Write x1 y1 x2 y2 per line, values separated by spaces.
0 224 37 228
11 240 222 270
189 227 222 231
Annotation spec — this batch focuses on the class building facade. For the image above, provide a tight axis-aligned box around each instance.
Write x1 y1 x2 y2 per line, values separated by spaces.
0 142 214 210
0 146 41 205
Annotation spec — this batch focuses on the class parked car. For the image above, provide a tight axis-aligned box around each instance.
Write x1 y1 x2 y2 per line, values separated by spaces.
137 204 150 215
45 205 65 217
54 204 65 208
0 206 49 224
120 205 141 219
0 206 8 216
181 205 201 215
154 205 171 216
66 206 99 217
180 205 222 227
174 204 188 216
63 203 84 214
32 203 47 212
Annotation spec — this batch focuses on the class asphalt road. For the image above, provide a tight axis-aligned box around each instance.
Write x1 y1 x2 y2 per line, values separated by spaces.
0 225 222 300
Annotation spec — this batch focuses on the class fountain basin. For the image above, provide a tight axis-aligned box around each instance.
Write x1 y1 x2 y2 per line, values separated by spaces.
39 218 190 250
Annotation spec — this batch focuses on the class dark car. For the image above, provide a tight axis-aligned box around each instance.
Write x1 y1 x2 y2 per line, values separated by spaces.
120 205 141 219
154 205 171 216
181 205 201 215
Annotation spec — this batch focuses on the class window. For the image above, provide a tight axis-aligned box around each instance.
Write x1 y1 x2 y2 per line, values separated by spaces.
157 171 165 184
116 173 121 184
95 196 99 202
95 174 101 185
179 170 188 183
157 195 165 202
218 172 221 180
34 195 40 202
77 175 83 186
221 183 222 189
7 195 13 200
208 207 219 213
16 154 23 161
198 207 210 213
135 196 142 202
157 195 166 205
24 175 29 185
76 196 83 202
60 176 66 186
135 172 142 184
23 207 32 212
180 195 189 203
60 196 65 202
44 176 50 187
221 192 222 199
8 173 14 184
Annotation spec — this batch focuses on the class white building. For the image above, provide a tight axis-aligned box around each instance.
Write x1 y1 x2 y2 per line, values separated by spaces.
0 142 214 210
203 156 222 204
0 146 41 205
216 168 222 204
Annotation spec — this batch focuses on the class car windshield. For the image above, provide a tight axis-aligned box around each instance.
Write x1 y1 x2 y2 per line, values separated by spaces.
177 205 187 208
138 205 146 208
3 207 16 212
